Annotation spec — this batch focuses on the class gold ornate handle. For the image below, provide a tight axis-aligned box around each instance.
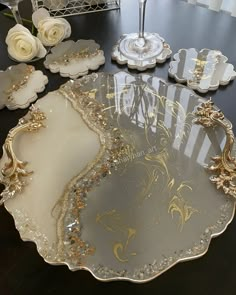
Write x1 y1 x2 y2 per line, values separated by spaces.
194 99 236 199
0 106 46 206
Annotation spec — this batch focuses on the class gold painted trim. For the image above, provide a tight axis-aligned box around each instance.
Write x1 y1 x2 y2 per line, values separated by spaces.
0 106 46 205
194 99 236 198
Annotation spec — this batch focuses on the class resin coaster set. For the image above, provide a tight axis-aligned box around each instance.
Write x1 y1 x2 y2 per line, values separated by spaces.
1 1 236 284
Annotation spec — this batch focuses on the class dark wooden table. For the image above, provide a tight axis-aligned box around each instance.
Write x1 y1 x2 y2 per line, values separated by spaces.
0 0 236 294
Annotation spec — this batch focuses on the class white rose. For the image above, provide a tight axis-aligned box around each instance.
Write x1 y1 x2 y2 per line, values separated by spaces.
37 17 71 47
6 24 47 62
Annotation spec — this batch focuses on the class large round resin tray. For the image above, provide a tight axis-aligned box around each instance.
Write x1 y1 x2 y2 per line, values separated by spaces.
0 72 235 283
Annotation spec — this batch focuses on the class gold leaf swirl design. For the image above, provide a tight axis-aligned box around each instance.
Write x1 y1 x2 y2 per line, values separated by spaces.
168 183 198 231
96 210 137 263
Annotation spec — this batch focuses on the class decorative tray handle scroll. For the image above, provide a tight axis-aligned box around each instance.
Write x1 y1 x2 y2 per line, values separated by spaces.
194 99 236 198
0 106 46 206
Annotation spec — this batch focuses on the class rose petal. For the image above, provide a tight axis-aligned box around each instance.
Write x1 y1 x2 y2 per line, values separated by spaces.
59 18 71 38
6 24 31 45
5 24 47 62
8 34 37 61
32 8 50 28
35 37 47 58
37 17 71 46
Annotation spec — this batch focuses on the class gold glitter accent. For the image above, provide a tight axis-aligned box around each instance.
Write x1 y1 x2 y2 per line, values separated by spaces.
5 65 34 101
53 48 100 66
189 53 221 82
56 81 130 266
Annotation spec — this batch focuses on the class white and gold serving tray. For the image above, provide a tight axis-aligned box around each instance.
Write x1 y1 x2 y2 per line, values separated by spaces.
0 72 235 283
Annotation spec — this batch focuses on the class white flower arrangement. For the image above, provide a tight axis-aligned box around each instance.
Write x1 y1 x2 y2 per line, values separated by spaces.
32 8 71 47
6 24 46 62
5 8 71 62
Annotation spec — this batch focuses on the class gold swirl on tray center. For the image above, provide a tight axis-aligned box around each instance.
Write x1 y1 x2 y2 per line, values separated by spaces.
96 210 137 263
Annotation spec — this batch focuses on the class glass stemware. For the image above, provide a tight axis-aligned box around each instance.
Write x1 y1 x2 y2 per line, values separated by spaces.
119 0 164 61
0 0 22 24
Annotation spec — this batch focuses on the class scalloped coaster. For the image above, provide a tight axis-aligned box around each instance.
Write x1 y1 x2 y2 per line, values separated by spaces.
168 48 236 93
44 40 105 79
0 64 48 110
111 33 172 71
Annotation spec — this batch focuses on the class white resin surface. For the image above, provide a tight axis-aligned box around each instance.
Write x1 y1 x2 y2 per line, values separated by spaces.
2 91 100 259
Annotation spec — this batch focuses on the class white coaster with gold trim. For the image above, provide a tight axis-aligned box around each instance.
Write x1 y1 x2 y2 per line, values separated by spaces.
44 40 105 79
0 64 48 110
